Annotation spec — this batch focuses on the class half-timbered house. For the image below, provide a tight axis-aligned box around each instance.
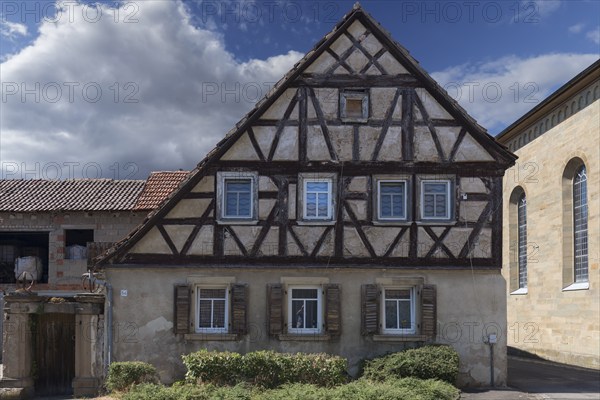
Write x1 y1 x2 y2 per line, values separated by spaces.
97 5 516 387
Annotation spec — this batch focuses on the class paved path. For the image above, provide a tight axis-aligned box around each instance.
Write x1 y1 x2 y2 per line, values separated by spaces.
507 356 600 400
463 356 600 400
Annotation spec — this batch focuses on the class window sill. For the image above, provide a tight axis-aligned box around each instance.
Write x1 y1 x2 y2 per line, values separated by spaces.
184 333 239 341
415 220 455 226
510 288 528 295
216 219 258 226
562 282 589 292
295 220 336 226
278 334 331 341
372 220 411 226
372 335 427 342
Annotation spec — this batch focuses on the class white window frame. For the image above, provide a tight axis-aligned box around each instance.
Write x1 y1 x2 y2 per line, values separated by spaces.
381 286 416 335
303 179 333 220
217 171 258 222
420 180 452 220
287 285 323 335
377 180 408 221
195 286 229 334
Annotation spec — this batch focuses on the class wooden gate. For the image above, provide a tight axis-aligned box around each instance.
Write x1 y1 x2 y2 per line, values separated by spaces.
33 313 76 395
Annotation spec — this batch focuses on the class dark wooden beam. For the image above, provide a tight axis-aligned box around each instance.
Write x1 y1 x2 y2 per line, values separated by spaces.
291 74 420 88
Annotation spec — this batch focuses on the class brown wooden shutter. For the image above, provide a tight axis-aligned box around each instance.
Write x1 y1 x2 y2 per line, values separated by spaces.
231 284 248 335
174 285 191 334
361 284 379 335
267 284 283 336
421 284 437 340
324 284 341 336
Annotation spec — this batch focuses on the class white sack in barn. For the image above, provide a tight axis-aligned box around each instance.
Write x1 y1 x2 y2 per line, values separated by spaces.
14 256 43 281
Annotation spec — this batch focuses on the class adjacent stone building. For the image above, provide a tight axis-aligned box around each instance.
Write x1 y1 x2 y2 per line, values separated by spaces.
97 5 516 387
497 60 599 369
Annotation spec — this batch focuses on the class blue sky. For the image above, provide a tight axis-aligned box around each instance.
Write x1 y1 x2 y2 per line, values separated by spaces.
1 1 599 179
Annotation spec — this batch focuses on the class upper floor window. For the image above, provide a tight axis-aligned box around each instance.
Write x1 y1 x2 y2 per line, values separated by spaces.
298 173 336 223
224 179 252 218
305 180 332 219
340 90 369 122
378 180 407 220
573 165 588 283
420 180 452 220
517 194 528 289
217 171 258 222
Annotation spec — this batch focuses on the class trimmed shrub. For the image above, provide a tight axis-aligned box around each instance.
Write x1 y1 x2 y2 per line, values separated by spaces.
362 345 459 384
183 350 347 388
123 378 459 400
182 349 243 385
106 361 158 392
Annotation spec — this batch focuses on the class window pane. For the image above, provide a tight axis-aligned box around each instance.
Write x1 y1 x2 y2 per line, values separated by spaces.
380 182 403 194
292 300 305 328
198 299 212 328
306 193 317 217
573 165 588 282
381 195 392 216
307 182 328 192
385 300 398 329
199 288 226 299
213 300 225 328
238 192 251 216
435 195 447 217
305 300 318 329
424 194 435 216
424 183 446 193
386 289 410 299
317 193 329 216
292 288 318 299
398 301 412 329
518 194 528 288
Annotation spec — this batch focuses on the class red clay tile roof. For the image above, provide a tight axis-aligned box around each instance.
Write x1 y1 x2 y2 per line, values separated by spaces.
0 179 146 212
0 172 189 212
133 171 190 210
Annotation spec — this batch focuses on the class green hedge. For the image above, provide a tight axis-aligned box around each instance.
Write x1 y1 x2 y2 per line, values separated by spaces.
122 378 459 400
182 350 347 388
106 361 158 392
362 345 459 384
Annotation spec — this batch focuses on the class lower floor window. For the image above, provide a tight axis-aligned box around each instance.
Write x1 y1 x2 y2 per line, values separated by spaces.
288 286 322 334
197 287 228 333
382 287 415 334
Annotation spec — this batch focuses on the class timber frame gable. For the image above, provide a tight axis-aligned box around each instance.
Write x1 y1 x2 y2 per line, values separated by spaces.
97 4 516 270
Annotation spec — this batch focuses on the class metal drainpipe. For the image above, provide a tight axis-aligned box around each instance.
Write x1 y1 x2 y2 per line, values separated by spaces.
489 341 494 387
82 272 113 376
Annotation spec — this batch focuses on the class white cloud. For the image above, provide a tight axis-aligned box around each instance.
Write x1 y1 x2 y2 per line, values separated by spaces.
431 53 598 134
1 0 302 179
568 23 585 34
586 28 600 44
0 20 28 39
523 0 561 17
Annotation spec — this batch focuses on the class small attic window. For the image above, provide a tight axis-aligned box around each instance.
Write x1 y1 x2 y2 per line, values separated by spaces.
340 90 369 122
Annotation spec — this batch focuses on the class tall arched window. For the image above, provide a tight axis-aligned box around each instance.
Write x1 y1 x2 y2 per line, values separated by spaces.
517 194 528 288
573 165 588 282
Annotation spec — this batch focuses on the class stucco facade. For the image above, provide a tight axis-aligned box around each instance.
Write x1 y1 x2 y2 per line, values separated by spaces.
108 267 507 386
498 61 599 369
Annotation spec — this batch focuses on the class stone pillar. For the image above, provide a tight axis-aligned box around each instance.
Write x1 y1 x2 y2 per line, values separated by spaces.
72 294 104 397
0 296 40 399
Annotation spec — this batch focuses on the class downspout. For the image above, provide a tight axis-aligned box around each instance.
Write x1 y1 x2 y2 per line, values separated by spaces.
82 272 113 377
